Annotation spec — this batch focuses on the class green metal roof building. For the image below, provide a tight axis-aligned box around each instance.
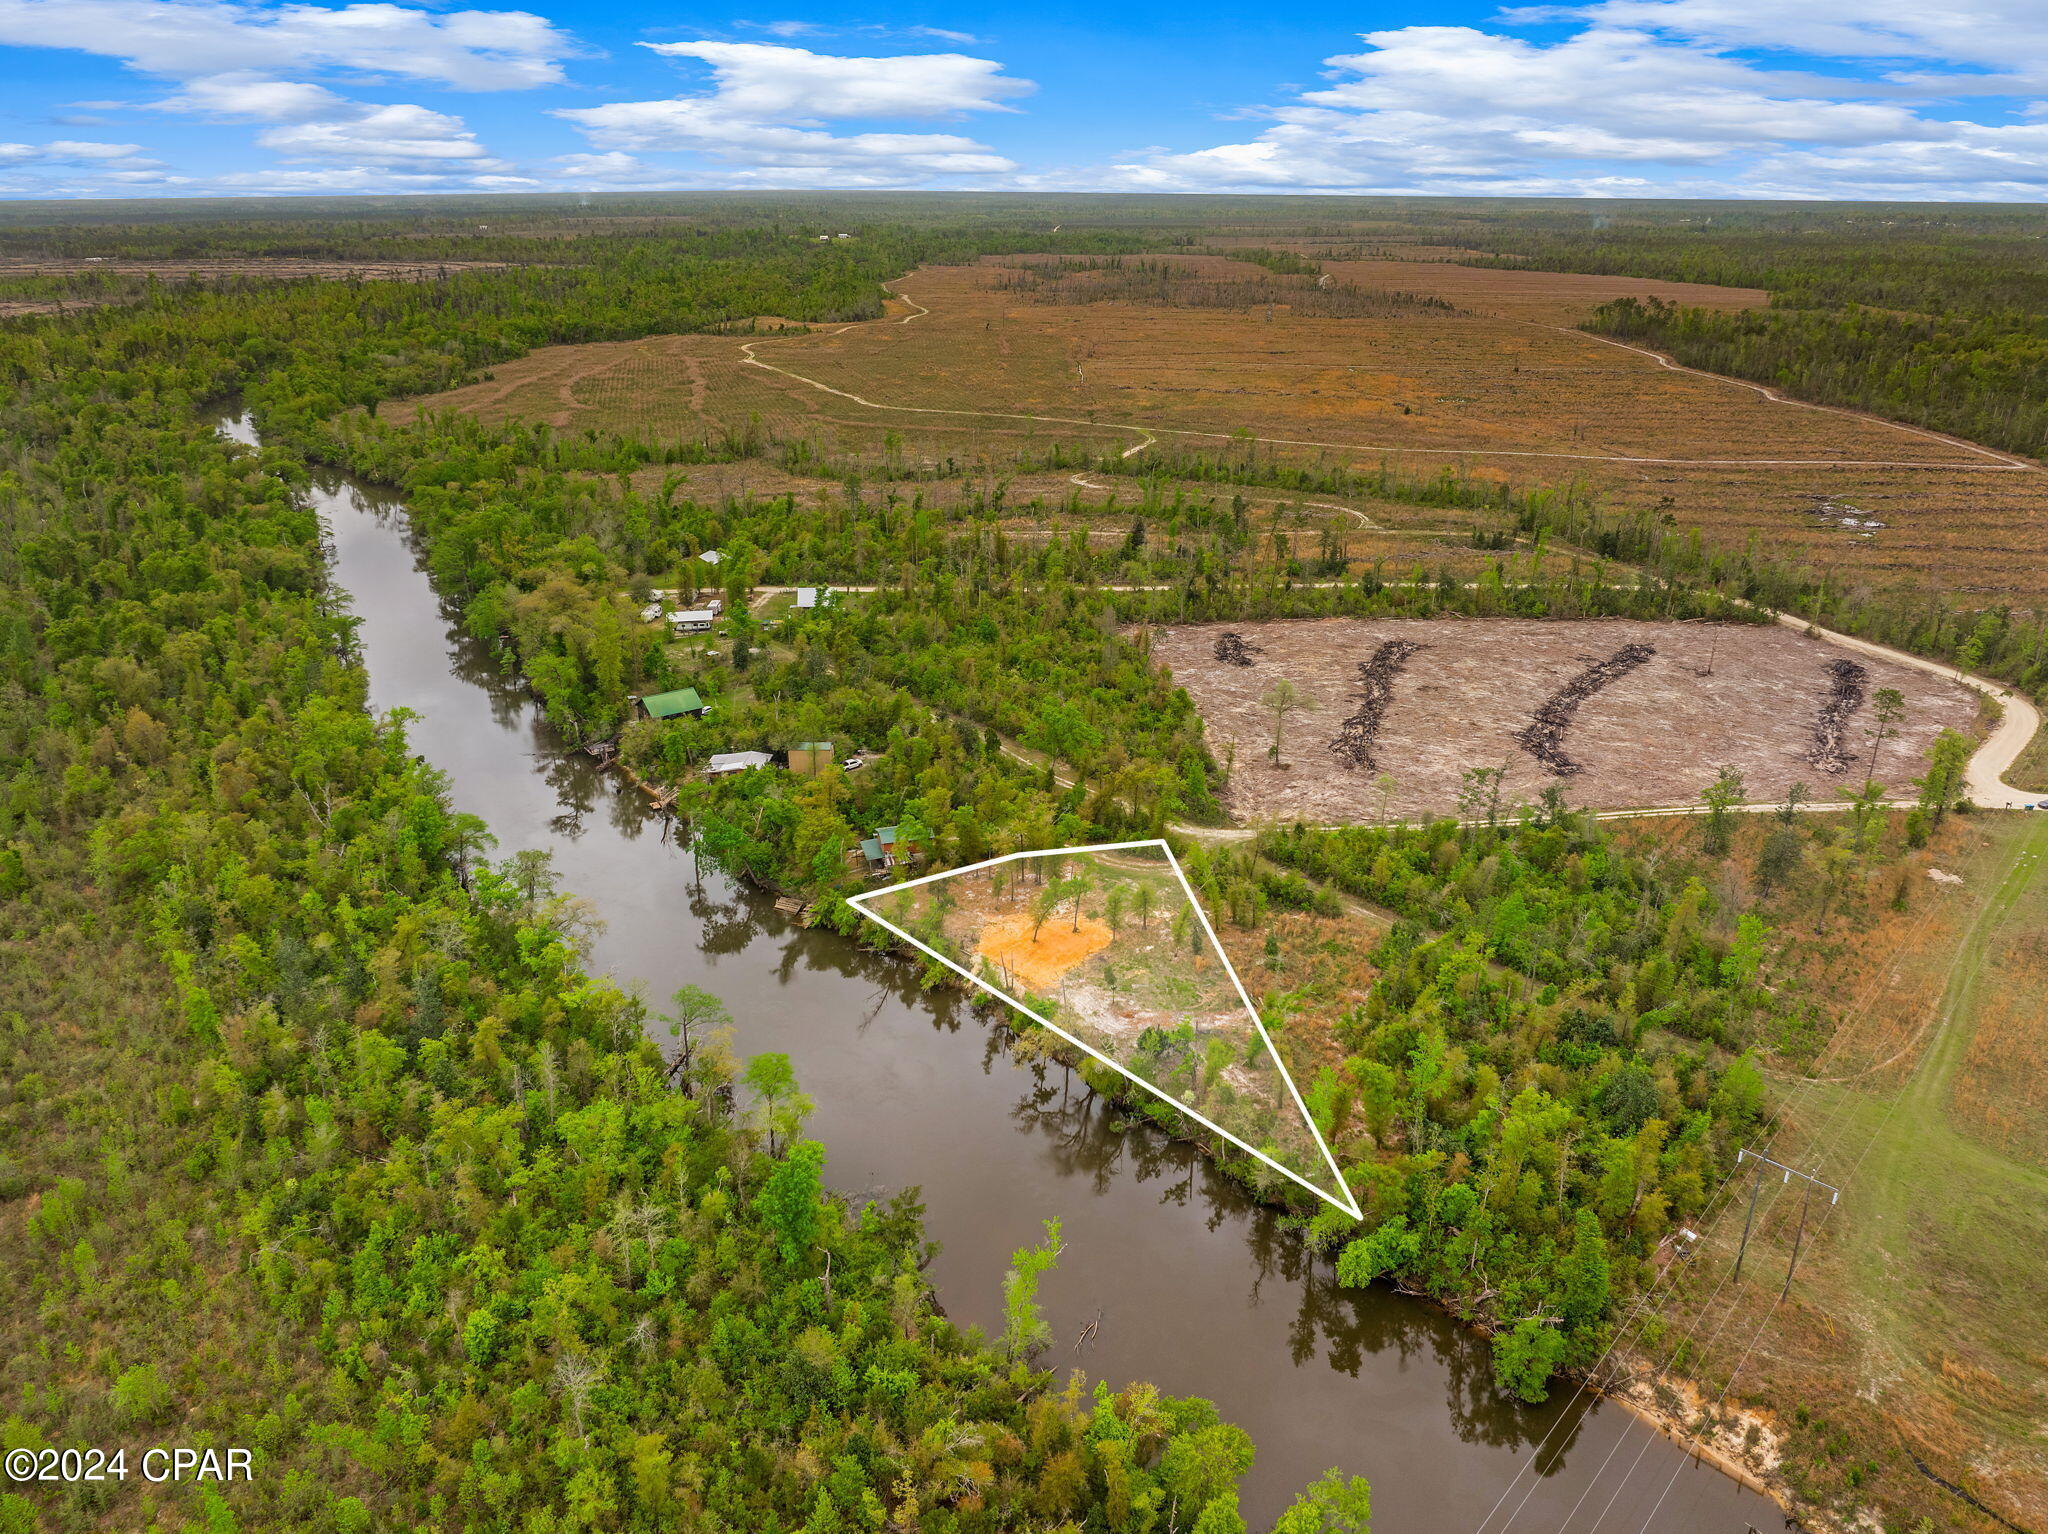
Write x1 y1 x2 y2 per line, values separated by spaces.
638 687 705 720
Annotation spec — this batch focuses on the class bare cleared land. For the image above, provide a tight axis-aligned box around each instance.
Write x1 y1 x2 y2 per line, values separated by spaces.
1148 617 1980 821
397 251 2047 610
736 257 1985 469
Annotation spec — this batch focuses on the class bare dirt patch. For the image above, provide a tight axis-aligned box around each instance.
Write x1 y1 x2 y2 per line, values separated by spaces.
1148 617 1980 822
976 911 1114 990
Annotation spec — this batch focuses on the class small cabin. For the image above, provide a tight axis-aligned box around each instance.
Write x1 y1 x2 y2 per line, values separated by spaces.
857 824 921 873
795 586 820 610
788 741 834 777
637 688 706 721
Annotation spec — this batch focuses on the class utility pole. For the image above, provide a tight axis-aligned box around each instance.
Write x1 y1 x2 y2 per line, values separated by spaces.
1782 1180 1815 1301
1731 1148 1840 1291
1732 1154 1766 1286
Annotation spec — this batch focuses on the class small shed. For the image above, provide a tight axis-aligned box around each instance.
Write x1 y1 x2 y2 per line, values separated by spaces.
795 586 819 609
698 549 723 566
707 750 773 776
669 609 717 633
637 688 706 721
788 740 834 777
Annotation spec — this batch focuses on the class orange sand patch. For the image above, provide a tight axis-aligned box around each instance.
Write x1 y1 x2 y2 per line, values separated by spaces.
976 913 1114 990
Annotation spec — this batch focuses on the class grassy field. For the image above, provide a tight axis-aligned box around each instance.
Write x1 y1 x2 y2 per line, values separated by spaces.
2008 720 2048 792
1642 814 2048 1533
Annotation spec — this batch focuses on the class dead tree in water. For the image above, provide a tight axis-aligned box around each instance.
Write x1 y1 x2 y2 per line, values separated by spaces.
1804 657 1869 775
1515 643 1656 776
1330 638 1425 773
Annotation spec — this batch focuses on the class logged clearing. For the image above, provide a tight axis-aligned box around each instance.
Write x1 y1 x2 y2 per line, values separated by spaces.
1308 253 1770 324
1148 617 1980 821
739 257 1980 469
395 251 2047 610
976 911 1114 990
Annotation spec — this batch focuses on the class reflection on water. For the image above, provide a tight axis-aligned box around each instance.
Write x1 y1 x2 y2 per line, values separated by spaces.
275 428 1779 1534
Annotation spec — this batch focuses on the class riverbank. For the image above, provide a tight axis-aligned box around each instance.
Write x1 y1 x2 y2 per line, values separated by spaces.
265 424 1781 1532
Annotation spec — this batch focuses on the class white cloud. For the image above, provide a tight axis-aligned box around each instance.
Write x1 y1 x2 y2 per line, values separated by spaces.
548 149 690 187
208 164 510 190
256 100 495 164
734 20 986 45
154 70 352 120
634 40 1029 118
44 137 151 158
556 40 1030 186
0 137 153 164
1526 0 2048 87
0 0 580 90
0 137 177 195
1100 17 2048 198
736 19 820 38
559 99 1012 174
1746 123 2048 198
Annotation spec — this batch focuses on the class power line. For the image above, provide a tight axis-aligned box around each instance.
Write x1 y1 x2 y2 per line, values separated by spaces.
1489 867 1957 1532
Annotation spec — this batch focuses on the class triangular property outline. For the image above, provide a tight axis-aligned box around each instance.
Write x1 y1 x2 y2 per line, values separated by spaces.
848 838 1362 1219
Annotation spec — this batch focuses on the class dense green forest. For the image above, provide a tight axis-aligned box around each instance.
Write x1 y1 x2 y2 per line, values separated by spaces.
0 222 1348 1533
236 239 1782 1408
2 195 2038 1533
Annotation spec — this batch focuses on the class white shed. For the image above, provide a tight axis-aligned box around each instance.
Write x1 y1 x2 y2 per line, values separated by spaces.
706 751 773 776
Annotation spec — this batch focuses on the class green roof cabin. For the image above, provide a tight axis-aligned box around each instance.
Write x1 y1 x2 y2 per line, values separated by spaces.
637 687 706 720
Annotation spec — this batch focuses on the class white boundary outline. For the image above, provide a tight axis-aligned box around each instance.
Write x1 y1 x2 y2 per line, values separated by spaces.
848 838 1363 1218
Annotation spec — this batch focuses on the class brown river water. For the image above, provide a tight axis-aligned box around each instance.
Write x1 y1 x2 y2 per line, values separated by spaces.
244 414 1785 1534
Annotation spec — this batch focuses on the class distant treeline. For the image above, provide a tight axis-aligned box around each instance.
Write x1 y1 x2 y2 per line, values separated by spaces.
995 256 1458 318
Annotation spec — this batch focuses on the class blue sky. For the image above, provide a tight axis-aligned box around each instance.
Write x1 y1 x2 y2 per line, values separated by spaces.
3 0 2046 200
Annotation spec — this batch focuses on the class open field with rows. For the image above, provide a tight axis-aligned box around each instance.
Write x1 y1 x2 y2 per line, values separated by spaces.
1148 616 1979 822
